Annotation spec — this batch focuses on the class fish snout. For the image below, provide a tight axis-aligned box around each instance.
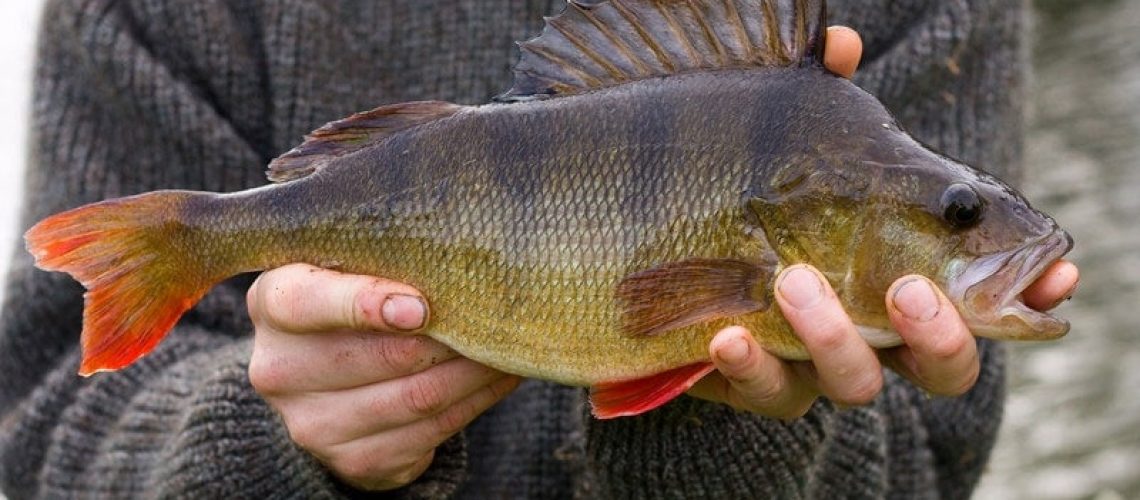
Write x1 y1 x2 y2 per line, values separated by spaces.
949 229 1073 341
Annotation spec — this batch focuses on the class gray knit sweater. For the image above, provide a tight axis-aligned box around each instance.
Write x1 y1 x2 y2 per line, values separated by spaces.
0 1 1024 498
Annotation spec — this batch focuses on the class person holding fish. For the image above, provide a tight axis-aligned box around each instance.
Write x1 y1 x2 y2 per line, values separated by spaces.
0 0 1080 498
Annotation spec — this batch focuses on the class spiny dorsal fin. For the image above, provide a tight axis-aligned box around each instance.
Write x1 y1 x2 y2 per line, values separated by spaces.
268 101 465 182
500 0 826 101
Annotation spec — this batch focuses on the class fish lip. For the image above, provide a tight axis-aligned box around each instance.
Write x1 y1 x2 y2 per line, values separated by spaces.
950 229 1074 340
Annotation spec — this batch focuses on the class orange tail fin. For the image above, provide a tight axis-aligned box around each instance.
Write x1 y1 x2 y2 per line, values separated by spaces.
25 191 214 376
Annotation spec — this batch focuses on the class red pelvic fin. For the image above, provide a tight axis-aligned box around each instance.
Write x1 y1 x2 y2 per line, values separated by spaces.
25 192 211 375
589 362 716 419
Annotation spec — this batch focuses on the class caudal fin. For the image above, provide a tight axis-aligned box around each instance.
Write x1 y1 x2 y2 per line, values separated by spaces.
25 191 213 375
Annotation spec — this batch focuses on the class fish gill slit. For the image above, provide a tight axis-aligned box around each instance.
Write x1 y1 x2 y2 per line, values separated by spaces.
612 1 676 73
549 18 628 82
575 2 655 77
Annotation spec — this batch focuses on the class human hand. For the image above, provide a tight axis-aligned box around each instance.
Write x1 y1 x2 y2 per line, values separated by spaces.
689 261 1078 418
247 264 520 491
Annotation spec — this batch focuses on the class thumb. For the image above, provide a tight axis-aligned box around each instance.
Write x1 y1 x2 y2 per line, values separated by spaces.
248 263 428 334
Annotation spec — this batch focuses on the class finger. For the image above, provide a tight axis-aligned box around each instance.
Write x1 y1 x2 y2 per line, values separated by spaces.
250 331 459 394
688 326 817 419
824 26 863 79
360 451 436 492
282 359 513 446
321 375 521 489
883 276 979 396
249 263 427 335
775 265 883 406
1022 259 1079 311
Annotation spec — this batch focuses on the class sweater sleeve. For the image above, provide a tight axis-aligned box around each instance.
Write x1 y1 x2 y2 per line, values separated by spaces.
0 1 469 498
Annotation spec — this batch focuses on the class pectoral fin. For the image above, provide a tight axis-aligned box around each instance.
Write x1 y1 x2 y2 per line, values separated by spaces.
617 258 772 337
590 362 716 419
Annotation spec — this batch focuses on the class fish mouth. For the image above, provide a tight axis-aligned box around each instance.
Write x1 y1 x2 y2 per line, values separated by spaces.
947 229 1074 340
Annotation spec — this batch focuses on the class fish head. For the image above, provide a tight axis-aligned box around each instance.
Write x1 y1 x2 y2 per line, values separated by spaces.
746 86 1072 342
926 166 1073 340
852 148 1074 342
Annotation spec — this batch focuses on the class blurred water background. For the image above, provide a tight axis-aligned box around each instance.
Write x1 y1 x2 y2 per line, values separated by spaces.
0 1 1137 499
975 0 1140 498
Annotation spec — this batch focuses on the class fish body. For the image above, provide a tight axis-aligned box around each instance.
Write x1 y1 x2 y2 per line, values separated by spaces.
192 69 881 384
26 0 1072 418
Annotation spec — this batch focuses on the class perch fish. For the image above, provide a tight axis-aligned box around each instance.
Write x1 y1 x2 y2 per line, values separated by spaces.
25 0 1073 418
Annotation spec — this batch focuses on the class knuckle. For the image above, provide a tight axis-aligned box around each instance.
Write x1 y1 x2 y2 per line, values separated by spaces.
735 372 787 409
246 280 263 322
283 413 324 451
349 286 381 331
926 332 972 361
935 366 980 397
401 375 450 418
431 403 473 438
806 317 852 352
388 452 434 487
371 337 422 375
331 453 386 489
247 355 290 396
835 373 883 406
257 275 312 330
485 376 517 402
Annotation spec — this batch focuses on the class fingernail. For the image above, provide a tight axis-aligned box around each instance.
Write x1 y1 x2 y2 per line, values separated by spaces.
893 278 940 322
382 294 427 331
779 267 824 310
717 336 751 366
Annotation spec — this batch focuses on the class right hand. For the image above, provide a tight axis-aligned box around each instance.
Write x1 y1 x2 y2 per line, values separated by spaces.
246 264 520 491
690 261 1079 418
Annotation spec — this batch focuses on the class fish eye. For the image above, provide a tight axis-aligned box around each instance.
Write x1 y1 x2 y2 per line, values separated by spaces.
940 183 983 228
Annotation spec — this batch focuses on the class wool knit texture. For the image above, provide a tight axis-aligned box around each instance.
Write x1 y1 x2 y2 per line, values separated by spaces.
0 0 1024 498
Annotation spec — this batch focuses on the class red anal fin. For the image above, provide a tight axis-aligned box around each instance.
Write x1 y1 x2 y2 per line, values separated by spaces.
616 258 772 337
590 362 716 419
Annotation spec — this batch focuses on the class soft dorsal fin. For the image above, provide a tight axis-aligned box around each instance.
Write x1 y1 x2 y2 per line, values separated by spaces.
268 101 465 182
500 0 827 100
